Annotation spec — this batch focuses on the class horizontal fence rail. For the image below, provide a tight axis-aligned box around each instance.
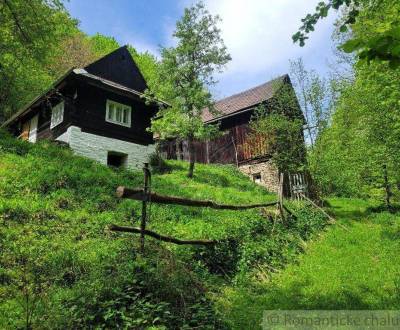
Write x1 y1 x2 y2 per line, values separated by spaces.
109 224 217 246
116 186 278 210
111 163 286 252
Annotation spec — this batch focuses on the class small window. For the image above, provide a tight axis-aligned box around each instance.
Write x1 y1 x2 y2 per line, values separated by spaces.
107 151 127 168
50 101 64 129
253 173 262 184
106 100 131 127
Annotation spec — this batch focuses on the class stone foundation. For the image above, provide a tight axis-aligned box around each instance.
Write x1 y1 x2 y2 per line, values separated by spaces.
56 126 155 170
239 160 279 193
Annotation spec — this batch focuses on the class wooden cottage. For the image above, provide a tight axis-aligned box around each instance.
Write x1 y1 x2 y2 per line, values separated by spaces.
160 75 305 192
2 46 166 169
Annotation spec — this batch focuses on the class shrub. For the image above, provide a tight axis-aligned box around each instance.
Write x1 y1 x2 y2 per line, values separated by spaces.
149 152 171 174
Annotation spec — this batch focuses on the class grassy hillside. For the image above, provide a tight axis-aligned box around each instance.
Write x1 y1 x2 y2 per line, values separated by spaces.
0 131 328 329
218 198 400 329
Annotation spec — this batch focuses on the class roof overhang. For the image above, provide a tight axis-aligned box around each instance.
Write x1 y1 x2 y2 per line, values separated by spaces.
1 68 169 128
204 104 260 124
1 68 75 128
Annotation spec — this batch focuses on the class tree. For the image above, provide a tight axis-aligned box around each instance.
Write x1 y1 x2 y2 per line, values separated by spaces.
146 1 231 178
247 81 306 173
0 0 77 121
304 0 400 205
293 0 400 67
309 59 400 203
289 58 331 147
48 32 97 77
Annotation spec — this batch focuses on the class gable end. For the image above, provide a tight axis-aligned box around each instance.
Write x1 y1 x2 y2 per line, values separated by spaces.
84 46 147 92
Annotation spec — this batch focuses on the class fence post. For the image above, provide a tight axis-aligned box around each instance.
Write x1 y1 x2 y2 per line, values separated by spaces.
277 172 284 219
140 163 150 253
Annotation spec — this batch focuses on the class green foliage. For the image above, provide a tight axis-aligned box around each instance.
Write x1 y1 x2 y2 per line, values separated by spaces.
0 0 78 121
0 131 329 328
294 0 400 67
249 110 305 172
290 58 333 147
88 33 120 57
146 1 231 177
248 81 306 172
305 0 400 202
217 198 400 328
308 60 400 199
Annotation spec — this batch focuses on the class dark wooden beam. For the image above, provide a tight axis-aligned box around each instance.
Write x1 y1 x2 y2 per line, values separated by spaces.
116 186 278 210
109 224 217 246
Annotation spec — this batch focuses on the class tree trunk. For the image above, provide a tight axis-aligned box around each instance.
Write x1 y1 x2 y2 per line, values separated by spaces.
187 135 195 178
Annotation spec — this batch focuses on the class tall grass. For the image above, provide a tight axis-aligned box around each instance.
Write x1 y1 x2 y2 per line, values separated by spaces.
0 130 329 329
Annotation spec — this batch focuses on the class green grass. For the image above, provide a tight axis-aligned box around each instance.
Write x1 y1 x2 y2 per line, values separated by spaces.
217 198 400 329
3 131 398 329
0 131 328 329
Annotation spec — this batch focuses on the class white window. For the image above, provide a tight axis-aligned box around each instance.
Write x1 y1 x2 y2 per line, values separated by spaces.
50 101 64 129
106 100 131 127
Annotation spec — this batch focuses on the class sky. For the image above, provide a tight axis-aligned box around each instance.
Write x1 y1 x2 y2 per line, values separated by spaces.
65 0 338 99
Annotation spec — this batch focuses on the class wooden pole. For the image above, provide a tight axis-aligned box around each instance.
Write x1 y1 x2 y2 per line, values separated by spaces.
116 186 278 210
140 163 150 253
109 224 217 246
278 172 285 219
231 135 239 168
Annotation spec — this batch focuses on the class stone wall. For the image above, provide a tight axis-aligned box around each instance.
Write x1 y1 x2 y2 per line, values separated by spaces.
56 126 155 170
238 160 279 193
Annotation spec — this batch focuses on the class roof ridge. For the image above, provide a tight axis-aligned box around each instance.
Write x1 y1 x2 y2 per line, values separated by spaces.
214 74 288 104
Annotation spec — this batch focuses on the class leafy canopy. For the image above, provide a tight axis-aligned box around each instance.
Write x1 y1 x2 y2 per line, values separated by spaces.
0 1 161 124
147 1 231 141
293 0 400 67
248 81 306 173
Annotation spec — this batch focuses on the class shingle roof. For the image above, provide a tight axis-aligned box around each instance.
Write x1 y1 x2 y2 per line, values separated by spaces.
202 75 288 123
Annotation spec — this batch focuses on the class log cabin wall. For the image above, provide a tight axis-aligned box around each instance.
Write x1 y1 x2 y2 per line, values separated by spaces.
159 107 273 165
8 82 76 142
72 82 156 146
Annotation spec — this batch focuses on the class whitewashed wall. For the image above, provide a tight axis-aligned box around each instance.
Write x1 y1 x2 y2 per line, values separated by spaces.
56 126 155 169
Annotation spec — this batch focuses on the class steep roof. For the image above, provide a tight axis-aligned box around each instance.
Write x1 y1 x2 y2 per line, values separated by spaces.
84 45 148 92
2 47 168 128
202 75 288 123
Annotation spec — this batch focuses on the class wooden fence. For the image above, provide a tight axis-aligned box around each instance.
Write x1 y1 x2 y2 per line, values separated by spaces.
110 163 284 252
284 172 309 200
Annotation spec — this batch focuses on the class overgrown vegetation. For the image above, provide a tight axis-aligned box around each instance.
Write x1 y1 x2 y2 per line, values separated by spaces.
147 1 231 178
0 0 160 122
2 0 400 328
304 0 400 207
248 81 306 173
217 198 400 328
0 131 329 328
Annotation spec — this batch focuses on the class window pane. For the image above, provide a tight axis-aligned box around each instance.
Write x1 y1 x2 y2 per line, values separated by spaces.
108 104 114 120
116 107 122 123
106 101 131 126
123 108 128 123
51 102 63 128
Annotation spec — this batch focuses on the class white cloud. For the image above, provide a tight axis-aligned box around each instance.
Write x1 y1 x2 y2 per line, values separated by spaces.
204 0 336 72
199 0 338 96
119 0 338 97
